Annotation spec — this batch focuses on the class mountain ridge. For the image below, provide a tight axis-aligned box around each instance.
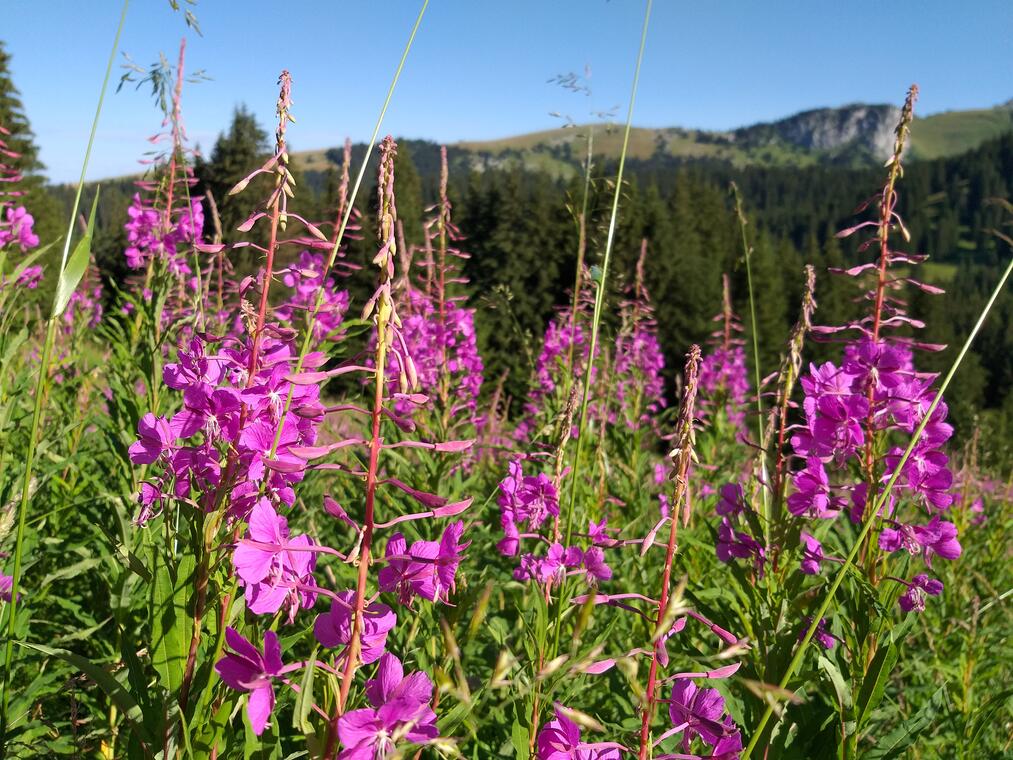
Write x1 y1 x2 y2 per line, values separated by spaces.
292 99 1013 179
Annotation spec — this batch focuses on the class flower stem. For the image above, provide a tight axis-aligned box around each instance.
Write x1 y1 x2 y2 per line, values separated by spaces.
639 346 699 759
731 183 769 543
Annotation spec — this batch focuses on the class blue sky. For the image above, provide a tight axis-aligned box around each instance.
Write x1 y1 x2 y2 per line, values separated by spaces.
4 0 1012 182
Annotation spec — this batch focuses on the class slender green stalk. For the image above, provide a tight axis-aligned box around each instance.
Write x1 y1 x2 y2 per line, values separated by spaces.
732 183 770 542
563 0 653 546
0 0 129 739
268 0 428 459
743 251 1013 757
565 127 594 382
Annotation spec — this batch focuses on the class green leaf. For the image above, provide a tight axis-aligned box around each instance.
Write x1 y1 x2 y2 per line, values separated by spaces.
818 654 852 710
863 686 948 759
511 719 529 760
150 547 195 698
855 638 899 729
293 648 318 734
52 187 100 318
965 687 1013 752
17 641 155 750
40 556 102 587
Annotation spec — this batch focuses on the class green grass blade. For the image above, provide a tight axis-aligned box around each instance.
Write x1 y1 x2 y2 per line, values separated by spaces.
52 187 100 318
16 641 155 750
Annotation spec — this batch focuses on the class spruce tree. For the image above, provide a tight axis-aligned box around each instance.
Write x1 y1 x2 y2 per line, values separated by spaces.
0 40 60 244
198 105 269 237
393 142 424 247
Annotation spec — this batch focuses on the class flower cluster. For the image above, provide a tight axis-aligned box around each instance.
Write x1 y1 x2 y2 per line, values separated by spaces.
386 288 483 419
613 240 666 428
124 192 204 276
699 346 749 431
613 322 665 426
698 275 749 432
126 104 470 752
129 330 325 529
338 653 439 758
0 204 39 253
379 520 469 605
495 458 613 586
0 121 42 304
514 312 595 443
275 249 350 343
396 145 485 425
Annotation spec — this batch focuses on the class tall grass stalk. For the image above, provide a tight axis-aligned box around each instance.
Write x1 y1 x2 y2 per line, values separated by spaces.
0 0 129 739
565 127 594 380
563 0 653 546
743 249 1013 757
731 183 770 541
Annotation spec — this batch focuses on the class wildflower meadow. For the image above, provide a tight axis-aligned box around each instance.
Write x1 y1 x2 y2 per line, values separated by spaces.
0 2 1010 758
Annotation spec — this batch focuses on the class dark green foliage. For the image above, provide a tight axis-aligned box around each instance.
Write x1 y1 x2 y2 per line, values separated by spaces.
195 105 269 237
0 42 62 255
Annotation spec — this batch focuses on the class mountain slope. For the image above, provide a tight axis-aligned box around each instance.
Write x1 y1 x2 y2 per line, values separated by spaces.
293 100 1013 179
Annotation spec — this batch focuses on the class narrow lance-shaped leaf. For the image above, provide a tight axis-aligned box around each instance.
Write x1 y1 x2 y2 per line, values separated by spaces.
52 187 101 318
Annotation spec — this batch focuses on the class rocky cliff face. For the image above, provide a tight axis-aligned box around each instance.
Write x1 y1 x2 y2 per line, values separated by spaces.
731 104 902 159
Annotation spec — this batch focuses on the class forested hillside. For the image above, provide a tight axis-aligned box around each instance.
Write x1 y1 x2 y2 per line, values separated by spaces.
47 126 1013 466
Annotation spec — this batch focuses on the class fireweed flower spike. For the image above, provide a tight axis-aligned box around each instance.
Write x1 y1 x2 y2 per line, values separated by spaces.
389 145 484 427
639 346 735 760
698 274 749 434
781 85 962 602
304 136 471 754
0 119 42 312
742 85 1013 757
613 239 667 429
119 40 208 333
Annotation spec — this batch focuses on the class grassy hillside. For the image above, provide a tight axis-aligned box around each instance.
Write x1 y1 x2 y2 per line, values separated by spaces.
911 105 1013 159
291 101 1013 176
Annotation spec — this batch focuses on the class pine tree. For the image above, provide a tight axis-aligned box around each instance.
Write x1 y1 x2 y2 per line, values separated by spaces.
740 228 789 371
197 105 269 237
0 41 60 244
810 226 854 363
393 142 424 247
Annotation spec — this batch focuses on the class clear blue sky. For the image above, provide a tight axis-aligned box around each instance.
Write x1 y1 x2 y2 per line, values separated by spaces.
4 0 1012 182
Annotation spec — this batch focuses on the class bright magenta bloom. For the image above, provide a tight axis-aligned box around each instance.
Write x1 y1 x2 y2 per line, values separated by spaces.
537 704 622 759
232 499 317 620
127 413 176 465
314 591 396 664
337 652 438 758
214 627 283 736
668 679 742 753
